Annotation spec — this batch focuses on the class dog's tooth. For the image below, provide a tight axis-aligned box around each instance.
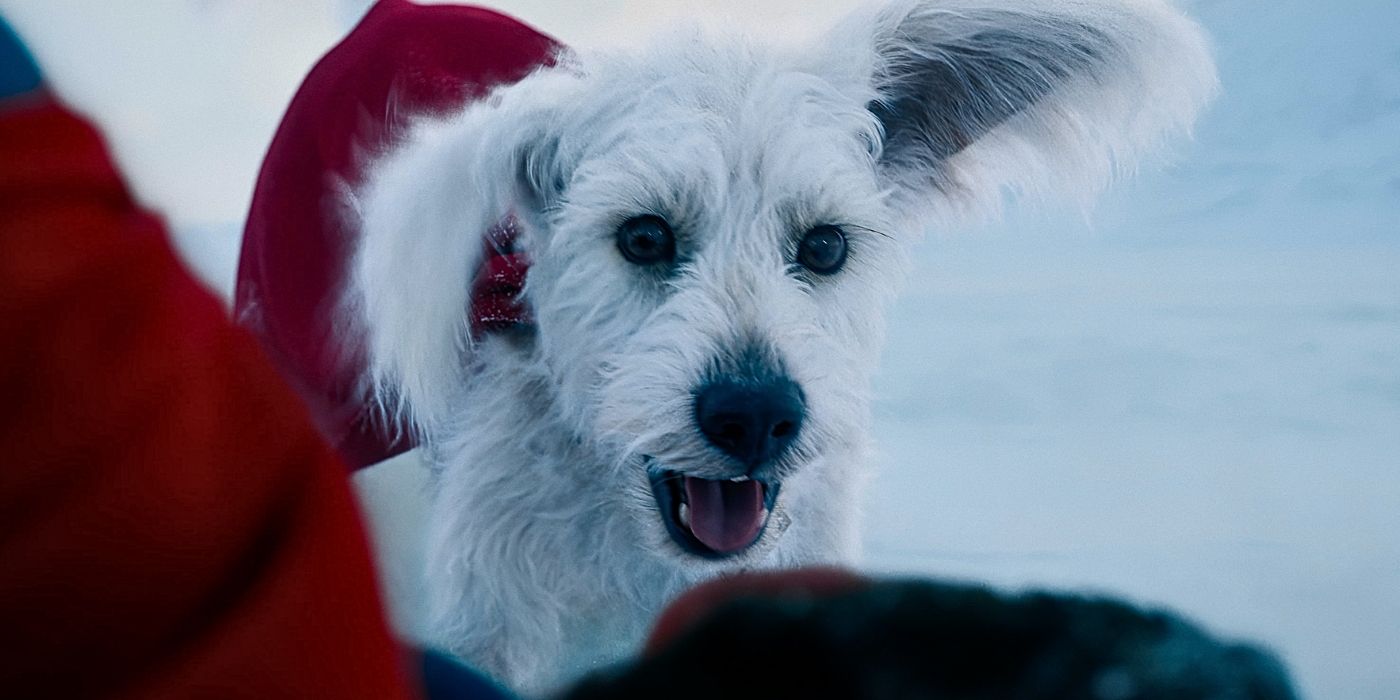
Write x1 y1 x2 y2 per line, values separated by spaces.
728 476 750 483
678 502 691 528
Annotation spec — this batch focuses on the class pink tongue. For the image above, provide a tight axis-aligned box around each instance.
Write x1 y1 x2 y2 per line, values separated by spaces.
683 476 766 554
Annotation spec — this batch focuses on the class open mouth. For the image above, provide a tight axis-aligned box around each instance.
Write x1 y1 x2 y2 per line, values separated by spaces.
648 467 781 559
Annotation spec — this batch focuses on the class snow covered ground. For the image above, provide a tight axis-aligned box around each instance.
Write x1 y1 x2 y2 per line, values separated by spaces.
869 240 1400 699
7 0 1396 697
864 4 1400 695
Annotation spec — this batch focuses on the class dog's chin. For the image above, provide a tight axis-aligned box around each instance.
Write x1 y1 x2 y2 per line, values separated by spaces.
645 462 783 561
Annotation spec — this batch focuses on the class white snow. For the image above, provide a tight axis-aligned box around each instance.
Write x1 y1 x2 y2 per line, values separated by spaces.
7 0 1396 697
860 4 1400 696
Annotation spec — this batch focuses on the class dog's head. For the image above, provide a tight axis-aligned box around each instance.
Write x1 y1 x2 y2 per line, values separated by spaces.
350 0 1215 562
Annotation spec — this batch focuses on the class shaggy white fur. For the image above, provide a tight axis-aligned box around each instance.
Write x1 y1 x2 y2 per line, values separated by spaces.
345 0 1217 693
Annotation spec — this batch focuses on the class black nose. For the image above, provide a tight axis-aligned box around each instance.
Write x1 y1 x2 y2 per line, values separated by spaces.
694 378 805 468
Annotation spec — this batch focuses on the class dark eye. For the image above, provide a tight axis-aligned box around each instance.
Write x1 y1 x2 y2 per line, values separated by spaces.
616 215 676 266
797 225 847 275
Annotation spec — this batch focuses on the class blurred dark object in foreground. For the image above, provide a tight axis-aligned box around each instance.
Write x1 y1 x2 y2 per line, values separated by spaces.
566 570 1297 700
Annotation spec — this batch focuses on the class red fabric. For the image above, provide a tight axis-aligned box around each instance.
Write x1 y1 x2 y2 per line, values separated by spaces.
644 567 870 654
235 0 559 470
0 97 413 699
469 217 533 336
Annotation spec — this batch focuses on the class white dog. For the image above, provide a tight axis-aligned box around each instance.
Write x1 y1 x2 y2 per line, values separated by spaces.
346 0 1217 693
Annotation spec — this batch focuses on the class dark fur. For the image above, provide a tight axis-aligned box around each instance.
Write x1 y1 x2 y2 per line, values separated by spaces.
565 579 1297 700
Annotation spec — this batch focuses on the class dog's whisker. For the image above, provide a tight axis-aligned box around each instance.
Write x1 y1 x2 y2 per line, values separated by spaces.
834 222 895 240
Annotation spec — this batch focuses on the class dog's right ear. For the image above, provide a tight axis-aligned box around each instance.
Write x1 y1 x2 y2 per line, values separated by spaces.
822 0 1218 219
349 91 564 433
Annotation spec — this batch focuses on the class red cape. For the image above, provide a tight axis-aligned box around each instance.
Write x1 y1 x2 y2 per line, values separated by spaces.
235 0 559 469
0 94 416 698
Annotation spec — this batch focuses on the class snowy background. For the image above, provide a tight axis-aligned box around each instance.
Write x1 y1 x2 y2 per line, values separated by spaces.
5 0 1396 697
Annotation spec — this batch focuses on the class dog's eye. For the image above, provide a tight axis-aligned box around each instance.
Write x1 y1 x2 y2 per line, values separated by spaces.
797 225 847 275
616 215 676 266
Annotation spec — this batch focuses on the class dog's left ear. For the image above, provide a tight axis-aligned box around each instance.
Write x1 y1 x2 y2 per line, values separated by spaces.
825 0 1218 216
350 91 567 433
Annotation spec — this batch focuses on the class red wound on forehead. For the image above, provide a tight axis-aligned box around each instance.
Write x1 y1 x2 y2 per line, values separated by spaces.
235 0 559 469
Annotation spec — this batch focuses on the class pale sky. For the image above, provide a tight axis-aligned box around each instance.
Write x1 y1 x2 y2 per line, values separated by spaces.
0 0 862 227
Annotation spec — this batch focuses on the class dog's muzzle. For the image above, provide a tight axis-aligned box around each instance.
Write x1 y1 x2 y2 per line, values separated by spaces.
648 468 781 558
647 372 805 557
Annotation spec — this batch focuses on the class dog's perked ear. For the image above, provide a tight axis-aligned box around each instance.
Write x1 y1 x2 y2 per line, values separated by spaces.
829 0 1218 216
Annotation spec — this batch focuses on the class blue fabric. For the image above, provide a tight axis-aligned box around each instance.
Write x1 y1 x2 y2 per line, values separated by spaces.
1 14 42 100
419 648 518 700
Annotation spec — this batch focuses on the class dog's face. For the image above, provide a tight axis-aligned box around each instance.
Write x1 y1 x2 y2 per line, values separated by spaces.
516 48 902 561
352 0 1217 563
